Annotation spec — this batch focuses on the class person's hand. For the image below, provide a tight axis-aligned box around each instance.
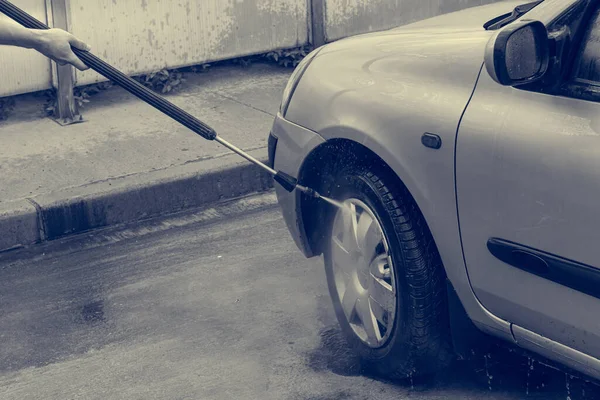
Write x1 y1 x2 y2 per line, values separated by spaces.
32 28 91 71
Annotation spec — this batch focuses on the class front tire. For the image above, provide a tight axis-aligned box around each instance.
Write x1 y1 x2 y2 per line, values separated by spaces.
323 161 453 380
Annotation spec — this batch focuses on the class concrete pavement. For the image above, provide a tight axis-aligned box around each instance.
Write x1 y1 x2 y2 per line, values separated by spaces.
0 62 290 252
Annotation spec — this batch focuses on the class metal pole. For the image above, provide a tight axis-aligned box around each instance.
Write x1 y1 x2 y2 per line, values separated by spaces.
49 0 82 125
310 0 326 47
215 136 277 176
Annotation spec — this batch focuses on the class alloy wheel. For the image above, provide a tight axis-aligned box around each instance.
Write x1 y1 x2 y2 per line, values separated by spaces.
329 198 397 348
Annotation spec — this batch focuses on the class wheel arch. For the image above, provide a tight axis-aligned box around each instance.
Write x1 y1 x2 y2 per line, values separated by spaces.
291 121 514 344
297 136 498 358
297 135 430 262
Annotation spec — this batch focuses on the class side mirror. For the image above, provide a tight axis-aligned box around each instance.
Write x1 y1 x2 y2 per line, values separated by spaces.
485 20 550 86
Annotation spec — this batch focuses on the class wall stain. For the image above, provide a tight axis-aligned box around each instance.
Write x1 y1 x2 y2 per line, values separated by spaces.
3 0 502 96
325 0 501 41
148 29 156 48
4 0 306 94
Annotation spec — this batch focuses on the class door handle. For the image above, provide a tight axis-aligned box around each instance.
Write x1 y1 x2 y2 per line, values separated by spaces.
487 238 600 299
488 239 550 275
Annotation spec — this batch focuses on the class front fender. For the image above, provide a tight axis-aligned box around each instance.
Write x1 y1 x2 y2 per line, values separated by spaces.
297 85 513 341
286 27 514 340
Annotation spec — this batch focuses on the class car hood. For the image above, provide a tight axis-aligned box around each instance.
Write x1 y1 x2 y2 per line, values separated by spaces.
285 1 524 132
394 0 525 31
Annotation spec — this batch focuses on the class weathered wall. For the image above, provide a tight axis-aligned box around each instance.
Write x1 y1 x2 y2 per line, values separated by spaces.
0 0 502 98
70 0 309 86
324 0 501 41
0 0 51 97
1 0 309 96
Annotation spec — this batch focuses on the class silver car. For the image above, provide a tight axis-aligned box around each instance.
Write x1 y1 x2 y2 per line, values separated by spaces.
268 0 600 382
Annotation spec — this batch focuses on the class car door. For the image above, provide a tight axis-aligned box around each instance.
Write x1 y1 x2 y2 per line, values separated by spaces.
456 4 600 358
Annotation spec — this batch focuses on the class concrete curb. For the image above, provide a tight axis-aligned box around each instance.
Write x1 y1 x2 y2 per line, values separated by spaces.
0 200 40 252
0 148 274 252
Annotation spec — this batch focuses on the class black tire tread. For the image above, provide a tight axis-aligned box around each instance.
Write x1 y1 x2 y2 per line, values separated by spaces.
360 167 453 379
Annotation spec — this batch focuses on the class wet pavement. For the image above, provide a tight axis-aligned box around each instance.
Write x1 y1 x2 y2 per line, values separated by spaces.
0 192 599 400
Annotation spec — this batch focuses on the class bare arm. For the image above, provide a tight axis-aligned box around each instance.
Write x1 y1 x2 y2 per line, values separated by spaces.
0 18 90 71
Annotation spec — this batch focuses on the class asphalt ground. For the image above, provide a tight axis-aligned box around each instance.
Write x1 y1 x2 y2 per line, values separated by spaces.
1 192 598 400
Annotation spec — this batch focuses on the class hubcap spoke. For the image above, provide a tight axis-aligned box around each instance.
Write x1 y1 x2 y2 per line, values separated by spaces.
363 226 383 262
331 236 354 273
341 278 361 319
348 203 360 252
356 294 382 344
370 298 388 326
356 211 374 252
330 198 397 349
337 203 360 253
369 275 395 314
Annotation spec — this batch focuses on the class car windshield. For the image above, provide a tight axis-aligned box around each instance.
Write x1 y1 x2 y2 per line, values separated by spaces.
484 0 545 30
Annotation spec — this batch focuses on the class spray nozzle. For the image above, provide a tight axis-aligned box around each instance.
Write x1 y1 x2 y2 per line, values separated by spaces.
299 187 321 199
274 171 298 193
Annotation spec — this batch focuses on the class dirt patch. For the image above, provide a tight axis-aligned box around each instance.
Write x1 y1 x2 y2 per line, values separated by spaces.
306 326 363 377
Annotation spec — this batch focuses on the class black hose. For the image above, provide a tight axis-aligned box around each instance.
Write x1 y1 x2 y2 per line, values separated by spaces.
0 0 217 141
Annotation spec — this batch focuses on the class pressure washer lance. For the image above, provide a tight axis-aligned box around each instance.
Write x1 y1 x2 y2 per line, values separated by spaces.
0 0 345 210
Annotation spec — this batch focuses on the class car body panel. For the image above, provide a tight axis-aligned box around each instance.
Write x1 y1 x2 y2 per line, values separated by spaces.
272 0 600 380
456 50 600 358
283 1 523 340
513 325 600 382
271 114 326 255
